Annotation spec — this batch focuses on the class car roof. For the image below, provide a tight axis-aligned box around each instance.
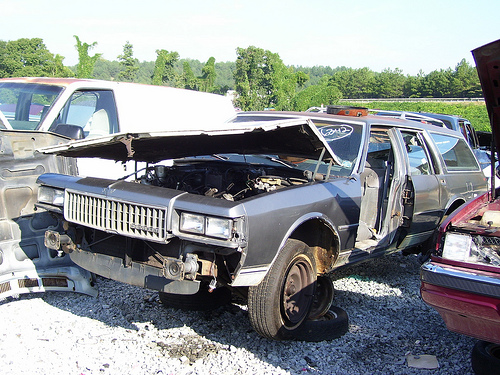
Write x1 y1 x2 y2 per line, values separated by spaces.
0 77 237 133
232 111 466 136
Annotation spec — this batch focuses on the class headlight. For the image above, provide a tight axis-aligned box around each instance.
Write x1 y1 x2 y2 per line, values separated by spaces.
180 213 205 235
38 186 65 206
180 212 233 240
206 216 232 239
441 233 472 262
441 232 500 266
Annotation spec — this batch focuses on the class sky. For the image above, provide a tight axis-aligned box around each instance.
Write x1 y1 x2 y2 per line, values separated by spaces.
2 0 499 76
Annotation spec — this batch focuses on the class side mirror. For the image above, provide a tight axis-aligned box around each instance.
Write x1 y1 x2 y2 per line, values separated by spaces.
53 124 85 140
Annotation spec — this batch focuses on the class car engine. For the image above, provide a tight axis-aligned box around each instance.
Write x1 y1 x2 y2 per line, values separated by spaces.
138 161 309 201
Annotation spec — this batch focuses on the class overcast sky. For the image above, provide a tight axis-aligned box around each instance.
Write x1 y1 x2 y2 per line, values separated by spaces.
3 0 498 75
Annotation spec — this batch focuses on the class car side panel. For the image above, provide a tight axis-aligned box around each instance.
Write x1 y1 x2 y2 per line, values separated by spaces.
237 178 361 278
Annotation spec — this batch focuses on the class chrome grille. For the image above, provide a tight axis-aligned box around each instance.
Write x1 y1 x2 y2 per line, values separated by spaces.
65 191 167 242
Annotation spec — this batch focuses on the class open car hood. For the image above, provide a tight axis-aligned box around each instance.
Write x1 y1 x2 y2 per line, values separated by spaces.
472 39 500 153
40 118 337 163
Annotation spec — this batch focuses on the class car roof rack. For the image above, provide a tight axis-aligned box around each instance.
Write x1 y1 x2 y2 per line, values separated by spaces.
370 110 446 127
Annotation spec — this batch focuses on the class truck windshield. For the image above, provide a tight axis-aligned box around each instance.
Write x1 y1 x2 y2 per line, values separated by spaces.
0 82 63 130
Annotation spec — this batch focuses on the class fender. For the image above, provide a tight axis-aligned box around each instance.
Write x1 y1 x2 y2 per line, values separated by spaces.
232 212 340 287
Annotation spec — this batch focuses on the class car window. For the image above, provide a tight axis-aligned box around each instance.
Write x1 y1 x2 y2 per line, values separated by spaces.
401 131 432 175
50 90 119 137
314 121 363 174
440 119 453 130
0 82 62 130
430 133 479 171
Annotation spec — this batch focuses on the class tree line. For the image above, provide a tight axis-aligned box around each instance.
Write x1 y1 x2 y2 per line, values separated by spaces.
0 37 483 112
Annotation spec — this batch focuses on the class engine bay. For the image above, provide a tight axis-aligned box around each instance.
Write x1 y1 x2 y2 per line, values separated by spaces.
138 159 311 201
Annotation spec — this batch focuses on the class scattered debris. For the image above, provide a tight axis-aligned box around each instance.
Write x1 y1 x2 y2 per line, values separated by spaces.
406 354 439 369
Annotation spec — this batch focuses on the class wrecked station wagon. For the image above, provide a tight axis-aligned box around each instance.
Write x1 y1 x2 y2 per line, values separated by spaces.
36 108 487 340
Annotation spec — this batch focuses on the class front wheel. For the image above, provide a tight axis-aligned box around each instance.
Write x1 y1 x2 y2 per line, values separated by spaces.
248 239 316 340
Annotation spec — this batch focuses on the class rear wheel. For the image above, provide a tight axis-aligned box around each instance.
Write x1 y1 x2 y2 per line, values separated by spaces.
248 239 316 340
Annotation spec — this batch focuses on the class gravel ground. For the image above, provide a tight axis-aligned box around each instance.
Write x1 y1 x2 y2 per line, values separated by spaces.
0 253 477 375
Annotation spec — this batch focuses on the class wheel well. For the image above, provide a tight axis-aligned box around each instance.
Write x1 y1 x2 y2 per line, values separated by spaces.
445 199 466 216
289 219 338 275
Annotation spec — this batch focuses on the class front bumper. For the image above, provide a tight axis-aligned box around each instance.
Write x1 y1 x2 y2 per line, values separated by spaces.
69 248 200 295
420 261 500 344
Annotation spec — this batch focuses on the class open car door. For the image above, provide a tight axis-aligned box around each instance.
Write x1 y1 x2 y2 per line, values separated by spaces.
0 129 96 299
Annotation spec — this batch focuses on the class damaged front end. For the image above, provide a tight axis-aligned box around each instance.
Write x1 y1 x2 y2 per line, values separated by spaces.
435 191 500 267
0 129 97 299
420 189 500 343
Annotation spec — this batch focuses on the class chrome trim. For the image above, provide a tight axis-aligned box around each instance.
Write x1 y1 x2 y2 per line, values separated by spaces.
421 261 500 299
64 190 168 243
231 266 269 287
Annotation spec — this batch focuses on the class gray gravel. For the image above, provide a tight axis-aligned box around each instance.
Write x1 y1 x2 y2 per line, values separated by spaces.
0 253 476 374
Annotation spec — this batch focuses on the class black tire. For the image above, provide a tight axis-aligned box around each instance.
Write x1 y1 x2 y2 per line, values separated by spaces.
248 239 317 340
159 284 231 311
471 341 500 375
292 306 349 342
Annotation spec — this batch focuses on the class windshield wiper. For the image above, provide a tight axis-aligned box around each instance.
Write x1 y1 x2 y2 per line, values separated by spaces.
265 156 294 168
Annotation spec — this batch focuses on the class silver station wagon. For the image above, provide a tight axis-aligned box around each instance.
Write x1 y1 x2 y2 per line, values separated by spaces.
36 107 487 340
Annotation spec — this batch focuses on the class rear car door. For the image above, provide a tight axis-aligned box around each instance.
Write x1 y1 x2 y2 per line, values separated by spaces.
428 132 486 203
398 130 442 243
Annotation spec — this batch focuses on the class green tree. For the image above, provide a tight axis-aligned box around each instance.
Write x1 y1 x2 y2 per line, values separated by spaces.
420 69 453 97
201 57 216 92
403 70 425 98
265 51 296 110
52 54 74 77
152 49 179 86
291 75 342 111
93 59 121 81
374 68 406 98
234 46 297 110
329 68 375 99
117 41 139 82
0 38 69 78
180 61 199 90
74 35 101 78
234 46 268 110
451 59 482 97
295 71 309 88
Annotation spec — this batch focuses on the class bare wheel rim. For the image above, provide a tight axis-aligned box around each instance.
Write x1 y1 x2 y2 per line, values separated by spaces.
281 256 315 326
308 276 334 320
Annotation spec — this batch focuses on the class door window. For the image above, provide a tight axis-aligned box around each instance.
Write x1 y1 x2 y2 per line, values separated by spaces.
401 131 432 175
50 90 119 137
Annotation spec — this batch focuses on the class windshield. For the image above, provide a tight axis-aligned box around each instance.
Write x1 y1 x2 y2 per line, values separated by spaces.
227 115 363 176
0 82 63 130
180 121 363 178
